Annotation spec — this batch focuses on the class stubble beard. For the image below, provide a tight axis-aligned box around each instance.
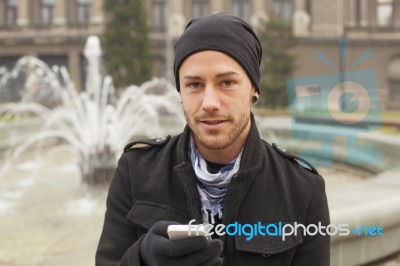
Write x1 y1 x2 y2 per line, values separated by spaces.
184 110 250 151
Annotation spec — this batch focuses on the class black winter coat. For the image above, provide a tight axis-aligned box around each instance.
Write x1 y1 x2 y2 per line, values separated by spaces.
96 118 330 266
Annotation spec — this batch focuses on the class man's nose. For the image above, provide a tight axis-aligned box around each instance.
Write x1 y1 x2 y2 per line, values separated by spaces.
201 85 221 113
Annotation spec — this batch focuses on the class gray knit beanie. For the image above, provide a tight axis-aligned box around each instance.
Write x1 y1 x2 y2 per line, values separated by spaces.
174 12 262 94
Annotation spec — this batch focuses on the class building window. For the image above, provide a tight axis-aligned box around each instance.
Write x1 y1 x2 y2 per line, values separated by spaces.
305 0 312 16
192 0 209 19
376 0 393 27
389 80 400 100
347 0 370 27
388 57 400 106
232 0 251 22
41 0 55 24
77 0 92 24
152 0 167 32
273 0 293 21
5 0 18 25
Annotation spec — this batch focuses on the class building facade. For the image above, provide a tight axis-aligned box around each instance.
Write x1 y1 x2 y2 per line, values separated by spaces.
0 0 103 91
0 0 399 109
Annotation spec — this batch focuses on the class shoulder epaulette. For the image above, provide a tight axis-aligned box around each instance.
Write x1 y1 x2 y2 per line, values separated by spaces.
124 135 171 153
272 143 319 175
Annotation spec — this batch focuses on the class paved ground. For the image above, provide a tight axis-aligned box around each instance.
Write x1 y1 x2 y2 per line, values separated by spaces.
0 147 107 266
371 253 400 266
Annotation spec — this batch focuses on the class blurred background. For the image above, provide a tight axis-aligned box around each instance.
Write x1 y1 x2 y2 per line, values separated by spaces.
0 0 399 265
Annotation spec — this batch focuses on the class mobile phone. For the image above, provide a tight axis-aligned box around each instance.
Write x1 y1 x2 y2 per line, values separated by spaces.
167 224 208 240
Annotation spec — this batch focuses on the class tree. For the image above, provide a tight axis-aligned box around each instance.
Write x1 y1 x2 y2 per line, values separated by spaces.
102 0 152 88
257 16 298 108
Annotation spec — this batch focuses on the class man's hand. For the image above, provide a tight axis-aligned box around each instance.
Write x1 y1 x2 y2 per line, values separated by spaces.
140 221 223 266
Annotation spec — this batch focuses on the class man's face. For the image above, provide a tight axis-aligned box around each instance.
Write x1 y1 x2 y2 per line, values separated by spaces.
179 50 254 151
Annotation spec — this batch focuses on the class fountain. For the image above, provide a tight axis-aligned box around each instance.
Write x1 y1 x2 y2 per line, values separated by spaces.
0 35 185 184
0 56 63 109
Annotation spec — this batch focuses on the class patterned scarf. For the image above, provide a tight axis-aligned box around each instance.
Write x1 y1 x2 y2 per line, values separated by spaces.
189 135 242 224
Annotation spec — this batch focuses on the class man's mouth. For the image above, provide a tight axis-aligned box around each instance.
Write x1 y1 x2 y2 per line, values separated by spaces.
198 119 228 130
201 120 226 125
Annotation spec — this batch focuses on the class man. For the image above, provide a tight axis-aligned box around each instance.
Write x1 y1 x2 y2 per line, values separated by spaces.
96 13 330 266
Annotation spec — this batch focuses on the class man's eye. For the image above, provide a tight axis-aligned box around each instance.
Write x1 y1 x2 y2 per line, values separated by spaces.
222 80 234 87
189 82 202 88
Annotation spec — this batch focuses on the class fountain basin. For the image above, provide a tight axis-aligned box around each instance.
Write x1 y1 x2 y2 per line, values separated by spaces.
258 115 400 266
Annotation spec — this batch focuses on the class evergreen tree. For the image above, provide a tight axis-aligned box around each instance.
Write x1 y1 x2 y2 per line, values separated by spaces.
102 0 152 88
257 16 298 108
